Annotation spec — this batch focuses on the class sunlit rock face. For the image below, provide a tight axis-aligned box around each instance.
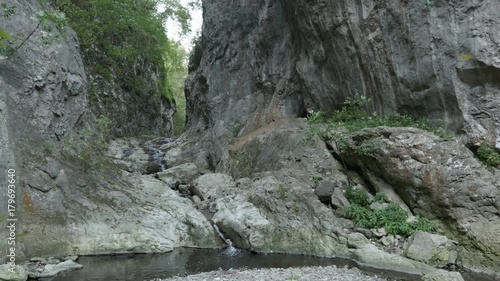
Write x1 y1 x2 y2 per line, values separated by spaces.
186 0 500 169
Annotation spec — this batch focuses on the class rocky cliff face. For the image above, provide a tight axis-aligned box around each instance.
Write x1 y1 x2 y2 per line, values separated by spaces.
183 0 500 274
187 0 500 169
0 0 197 261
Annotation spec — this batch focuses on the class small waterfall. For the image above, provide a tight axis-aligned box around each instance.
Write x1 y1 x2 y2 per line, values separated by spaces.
145 137 175 172
212 223 241 256
149 146 166 171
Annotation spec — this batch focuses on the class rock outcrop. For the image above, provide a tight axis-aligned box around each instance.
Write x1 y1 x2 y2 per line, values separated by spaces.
0 0 88 262
0 0 206 261
336 126 500 271
184 0 500 274
187 0 500 169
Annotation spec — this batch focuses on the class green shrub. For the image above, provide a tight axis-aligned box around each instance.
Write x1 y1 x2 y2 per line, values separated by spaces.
477 143 500 167
374 192 388 203
338 201 437 237
50 0 191 112
345 186 372 207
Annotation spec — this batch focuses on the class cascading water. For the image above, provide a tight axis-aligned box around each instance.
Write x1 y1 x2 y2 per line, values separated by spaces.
212 223 241 256
145 137 175 172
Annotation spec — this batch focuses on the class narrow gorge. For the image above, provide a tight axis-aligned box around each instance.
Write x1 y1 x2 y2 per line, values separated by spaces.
0 0 499 281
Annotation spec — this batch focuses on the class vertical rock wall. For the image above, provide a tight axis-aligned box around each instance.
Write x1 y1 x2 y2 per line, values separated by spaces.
186 0 500 168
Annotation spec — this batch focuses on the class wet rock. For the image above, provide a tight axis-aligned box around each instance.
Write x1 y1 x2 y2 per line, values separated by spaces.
27 260 82 279
0 264 27 281
145 162 161 174
62 256 78 262
404 231 456 267
422 269 465 281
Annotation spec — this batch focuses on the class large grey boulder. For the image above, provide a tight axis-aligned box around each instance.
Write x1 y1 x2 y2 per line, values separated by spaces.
0 265 27 281
404 231 456 267
212 176 349 257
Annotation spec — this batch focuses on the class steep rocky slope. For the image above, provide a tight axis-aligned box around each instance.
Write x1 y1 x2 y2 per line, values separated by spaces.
186 0 500 170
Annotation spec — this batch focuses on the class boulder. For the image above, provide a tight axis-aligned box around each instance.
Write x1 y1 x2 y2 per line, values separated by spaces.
354 244 436 276
212 176 349 257
314 180 336 197
422 269 465 281
0 265 27 281
314 180 336 206
190 173 235 201
157 163 200 187
404 231 456 267
347 232 371 249
27 260 82 279
331 188 350 209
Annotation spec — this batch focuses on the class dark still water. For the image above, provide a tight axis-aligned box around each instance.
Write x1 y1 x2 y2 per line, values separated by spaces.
40 248 494 281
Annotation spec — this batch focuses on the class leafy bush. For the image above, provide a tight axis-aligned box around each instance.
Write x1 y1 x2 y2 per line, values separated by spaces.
477 143 500 167
374 192 388 203
345 186 372 207
338 187 437 237
50 0 192 111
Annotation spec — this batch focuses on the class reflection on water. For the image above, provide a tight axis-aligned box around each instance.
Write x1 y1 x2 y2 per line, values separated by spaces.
40 248 494 281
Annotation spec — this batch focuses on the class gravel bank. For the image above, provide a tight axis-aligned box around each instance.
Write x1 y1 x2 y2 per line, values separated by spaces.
153 265 389 281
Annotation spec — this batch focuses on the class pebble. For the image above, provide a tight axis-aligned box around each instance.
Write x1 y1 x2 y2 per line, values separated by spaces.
152 265 388 281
